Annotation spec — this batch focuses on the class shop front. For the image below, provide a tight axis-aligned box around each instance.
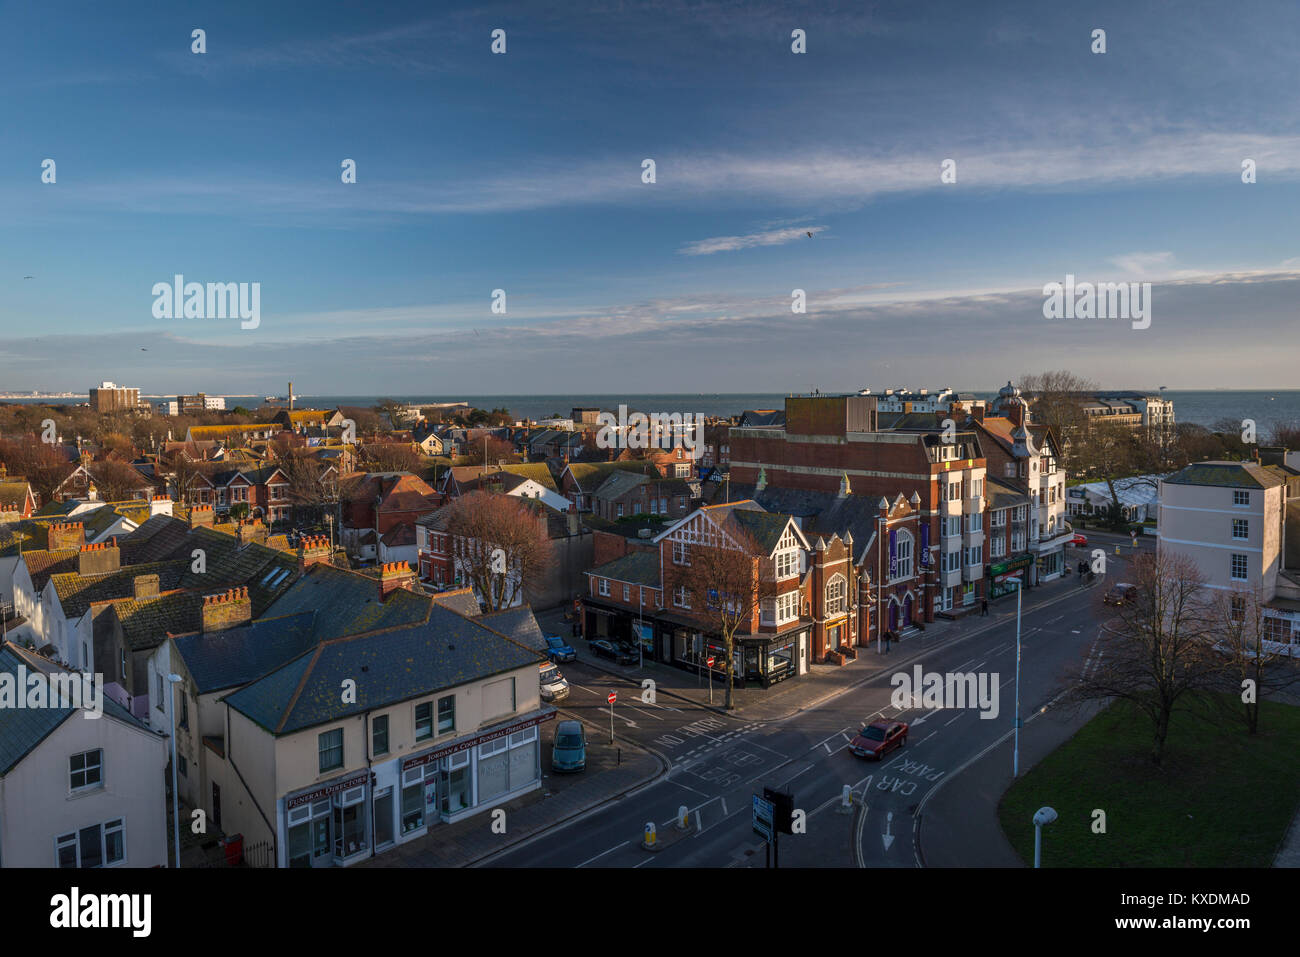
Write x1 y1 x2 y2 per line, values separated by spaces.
284 770 372 868
283 712 553 867
988 554 1034 600
395 711 552 829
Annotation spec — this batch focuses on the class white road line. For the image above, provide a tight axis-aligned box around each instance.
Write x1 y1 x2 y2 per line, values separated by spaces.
1046 615 1063 624
919 731 937 745
665 778 710 797
972 660 987 671
578 840 630 867
943 712 963 727
626 705 663 720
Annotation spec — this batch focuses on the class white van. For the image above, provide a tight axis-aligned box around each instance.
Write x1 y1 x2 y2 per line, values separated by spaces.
539 661 569 702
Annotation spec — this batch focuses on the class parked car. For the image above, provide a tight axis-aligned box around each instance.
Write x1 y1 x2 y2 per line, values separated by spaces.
849 720 908 760
539 662 569 702
1103 583 1138 606
1071 533 1088 547
551 719 586 772
589 639 637 665
544 633 577 663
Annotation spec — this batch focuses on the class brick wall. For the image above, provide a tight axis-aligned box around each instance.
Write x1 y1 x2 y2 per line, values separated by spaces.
201 587 252 632
77 541 121 576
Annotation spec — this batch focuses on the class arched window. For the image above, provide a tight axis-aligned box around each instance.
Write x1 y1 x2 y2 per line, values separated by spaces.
825 575 847 616
894 531 914 581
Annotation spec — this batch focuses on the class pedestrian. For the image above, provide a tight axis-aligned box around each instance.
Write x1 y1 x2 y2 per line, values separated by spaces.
981 597 989 616
884 630 892 653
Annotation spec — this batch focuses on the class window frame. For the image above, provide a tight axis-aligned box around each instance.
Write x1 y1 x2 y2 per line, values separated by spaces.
69 748 103 794
318 728 344 773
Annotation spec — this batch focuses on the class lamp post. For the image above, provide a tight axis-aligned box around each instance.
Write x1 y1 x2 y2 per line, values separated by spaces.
1008 578 1023 776
1033 806 1057 868
167 672 184 868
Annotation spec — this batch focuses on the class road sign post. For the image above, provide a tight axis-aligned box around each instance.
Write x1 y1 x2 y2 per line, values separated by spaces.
706 656 715 705
752 793 774 842
607 691 616 743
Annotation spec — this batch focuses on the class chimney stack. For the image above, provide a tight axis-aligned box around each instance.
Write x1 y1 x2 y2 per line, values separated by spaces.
133 573 160 599
378 561 417 600
189 505 214 529
297 534 333 572
150 495 173 517
201 587 252 632
236 518 267 546
77 540 121 576
46 521 85 551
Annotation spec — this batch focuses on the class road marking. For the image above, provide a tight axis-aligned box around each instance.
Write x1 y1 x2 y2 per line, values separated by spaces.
919 731 937 745
626 705 662 720
665 777 710 797
972 659 987 671
943 712 963 727
822 742 832 754
1046 615 1062 624
578 840 630 867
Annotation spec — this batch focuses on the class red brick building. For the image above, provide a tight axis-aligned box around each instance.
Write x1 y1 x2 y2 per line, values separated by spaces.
580 500 856 687
727 394 990 621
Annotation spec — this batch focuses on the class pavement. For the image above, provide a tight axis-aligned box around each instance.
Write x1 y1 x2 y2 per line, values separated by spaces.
356 727 665 868
917 697 1105 867
534 575 1098 726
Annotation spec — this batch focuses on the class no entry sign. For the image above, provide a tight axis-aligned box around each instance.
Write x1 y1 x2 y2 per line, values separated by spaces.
607 691 617 704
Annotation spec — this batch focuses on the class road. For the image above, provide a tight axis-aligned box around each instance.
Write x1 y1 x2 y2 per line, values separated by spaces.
490 555 1131 868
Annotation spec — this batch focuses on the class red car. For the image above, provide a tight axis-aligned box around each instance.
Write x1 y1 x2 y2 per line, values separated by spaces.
849 720 908 760
1071 533 1088 547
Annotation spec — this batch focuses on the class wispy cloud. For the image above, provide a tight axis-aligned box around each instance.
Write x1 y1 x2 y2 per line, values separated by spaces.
679 225 826 255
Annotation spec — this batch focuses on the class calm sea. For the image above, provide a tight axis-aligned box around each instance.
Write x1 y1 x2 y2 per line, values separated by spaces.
7 390 1299 431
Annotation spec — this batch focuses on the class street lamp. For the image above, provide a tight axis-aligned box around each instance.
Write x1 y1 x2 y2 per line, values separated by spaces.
1006 577 1023 776
167 672 184 868
1032 806 1057 868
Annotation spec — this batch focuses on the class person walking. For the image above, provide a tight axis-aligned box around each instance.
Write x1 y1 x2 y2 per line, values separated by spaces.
884 630 892 653
980 597 989 616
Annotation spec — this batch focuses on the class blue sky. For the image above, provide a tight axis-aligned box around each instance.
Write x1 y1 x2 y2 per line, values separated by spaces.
2 0 1298 395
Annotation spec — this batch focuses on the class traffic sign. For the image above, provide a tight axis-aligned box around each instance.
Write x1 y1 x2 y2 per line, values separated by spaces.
752 794 775 841
706 656 715 668
607 691 617 704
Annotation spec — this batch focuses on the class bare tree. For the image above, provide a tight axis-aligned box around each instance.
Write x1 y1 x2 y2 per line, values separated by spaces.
444 491 549 612
273 448 337 525
89 460 150 502
663 522 777 710
1078 421 1141 526
1209 584 1300 735
1019 370 1098 471
360 442 421 473
0 437 73 505
461 435 517 467
1067 551 1219 765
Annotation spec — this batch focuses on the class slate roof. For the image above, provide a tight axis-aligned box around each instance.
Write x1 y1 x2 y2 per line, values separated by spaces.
168 527 301 615
380 522 416 547
477 605 548 654
723 484 885 559
986 476 1031 510
727 508 796 554
172 612 319 694
0 523 39 558
415 506 452 531
589 550 662 588
23 549 79 592
50 559 188 620
593 469 650 500
120 515 192 564
0 481 33 510
1164 461 1286 489
429 588 481 617
737 410 785 428
262 563 432 642
223 604 544 735
0 643 148 776
114 591 206 651
564 461 655 490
